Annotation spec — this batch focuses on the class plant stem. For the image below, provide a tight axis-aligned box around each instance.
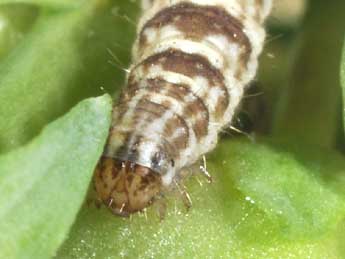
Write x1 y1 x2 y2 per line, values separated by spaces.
272 1 345 148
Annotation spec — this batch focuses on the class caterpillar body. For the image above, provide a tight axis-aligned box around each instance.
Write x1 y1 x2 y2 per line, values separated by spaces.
94 0 272 216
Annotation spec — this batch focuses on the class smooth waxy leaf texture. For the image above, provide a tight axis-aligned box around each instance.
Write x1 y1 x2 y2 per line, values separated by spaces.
57 139 345 259
0 95 112 259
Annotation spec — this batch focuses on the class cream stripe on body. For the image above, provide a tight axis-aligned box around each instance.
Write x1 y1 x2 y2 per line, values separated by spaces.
105 0 272 186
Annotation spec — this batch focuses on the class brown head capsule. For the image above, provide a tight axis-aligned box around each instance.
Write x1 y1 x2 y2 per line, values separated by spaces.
94 157 162 216
93 0 272 216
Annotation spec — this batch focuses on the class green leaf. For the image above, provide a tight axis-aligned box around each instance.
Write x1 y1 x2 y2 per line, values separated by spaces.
0 0 84 9
57 139 345 259
341 38 345 133
0 1 138 153
0 94 112 259
0 6 92 153
212 139 345 240
0 4 38 60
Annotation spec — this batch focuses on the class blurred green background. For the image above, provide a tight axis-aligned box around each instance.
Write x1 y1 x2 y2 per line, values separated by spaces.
0 0 345 258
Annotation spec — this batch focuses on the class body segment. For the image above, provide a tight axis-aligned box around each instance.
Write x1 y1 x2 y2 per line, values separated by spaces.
95 0 272 215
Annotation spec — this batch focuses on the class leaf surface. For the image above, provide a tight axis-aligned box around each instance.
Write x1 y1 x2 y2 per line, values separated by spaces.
57 139 345 259
0 95 112 259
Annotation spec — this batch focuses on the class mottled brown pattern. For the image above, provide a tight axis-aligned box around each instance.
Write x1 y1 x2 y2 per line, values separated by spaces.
94 0 270 216
94 157 162 216
135 98 168 120
147 78 209 138
112 98 170 162
117 97 176 152
125 77 209 139
114 88 192 165
163 114 189 150
116 93 165 126
132 49 229 118
139 2 252 67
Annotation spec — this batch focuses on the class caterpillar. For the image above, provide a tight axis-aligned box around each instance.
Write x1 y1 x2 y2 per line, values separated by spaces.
94 0 272 216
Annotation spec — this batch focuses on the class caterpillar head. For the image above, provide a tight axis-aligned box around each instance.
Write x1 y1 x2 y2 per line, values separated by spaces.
94 157 162 216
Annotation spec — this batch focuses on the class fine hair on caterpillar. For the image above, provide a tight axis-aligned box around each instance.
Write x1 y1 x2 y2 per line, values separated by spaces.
94 0 272 217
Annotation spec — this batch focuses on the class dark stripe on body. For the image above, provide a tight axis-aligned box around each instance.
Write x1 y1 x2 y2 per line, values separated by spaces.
113 95 190 167
113 99 169 162
125 78 209 139
129 49 229 119
139 2 252 70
